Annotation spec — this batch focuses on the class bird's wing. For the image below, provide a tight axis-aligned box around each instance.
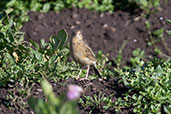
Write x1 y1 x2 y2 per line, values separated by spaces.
80 40 97 61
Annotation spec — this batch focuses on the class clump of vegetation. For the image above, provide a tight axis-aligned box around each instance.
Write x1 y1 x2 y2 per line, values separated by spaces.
145 20 171 59
128 0 160 14
119 58 171 113
0 9 72 88
79 92 114 113
2 0 163 24
4 0 114 23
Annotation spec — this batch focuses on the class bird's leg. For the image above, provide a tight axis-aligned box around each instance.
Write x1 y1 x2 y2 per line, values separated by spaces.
76 69 82 79
85 65 90 79
79 65 90 81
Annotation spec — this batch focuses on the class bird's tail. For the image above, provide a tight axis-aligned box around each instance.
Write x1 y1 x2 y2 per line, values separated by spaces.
93 64 102 78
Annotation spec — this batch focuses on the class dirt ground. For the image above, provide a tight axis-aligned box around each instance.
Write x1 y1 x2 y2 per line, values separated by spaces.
0 78 132 114
0 0 171 114
21 1 171 65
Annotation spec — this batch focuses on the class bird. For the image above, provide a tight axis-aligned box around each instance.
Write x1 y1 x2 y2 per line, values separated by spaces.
70 30 102 80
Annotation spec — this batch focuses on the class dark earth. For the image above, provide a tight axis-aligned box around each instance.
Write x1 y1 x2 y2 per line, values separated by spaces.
0 0 171 114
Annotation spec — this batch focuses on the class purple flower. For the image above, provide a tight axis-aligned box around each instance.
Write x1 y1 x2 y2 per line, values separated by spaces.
67 85 83 100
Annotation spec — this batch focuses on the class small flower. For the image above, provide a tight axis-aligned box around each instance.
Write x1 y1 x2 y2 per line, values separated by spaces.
67 85 83 100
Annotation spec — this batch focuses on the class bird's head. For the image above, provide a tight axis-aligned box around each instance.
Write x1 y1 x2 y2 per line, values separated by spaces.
75 30 83 39
71 30 83 42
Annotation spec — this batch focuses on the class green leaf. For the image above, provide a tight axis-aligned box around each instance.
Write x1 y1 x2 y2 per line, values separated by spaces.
152 65 163 78
8 18 14 28
166 20 171 24
145 21 151 29
48 55 58 70
51 35 60 51
28 97 40 110
153 28 164 38
164 105 171 114
49 29 68 53
30 39 40 50
5 8 13 15
41 80 60 106
48 55 57 65
166 30 171 35
0 32 4 38
3 53 15 65
33 50 43 61
122 75 129 86
8 30 14 42
58 29 68 50
30 0 42 11
139 0 148 7
28 97 48 114
43 3 50 12
40 39 46 48
60 102 78 114
18 45 27 53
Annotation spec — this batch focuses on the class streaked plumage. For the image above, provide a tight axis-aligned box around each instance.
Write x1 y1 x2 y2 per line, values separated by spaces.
70 30 101 79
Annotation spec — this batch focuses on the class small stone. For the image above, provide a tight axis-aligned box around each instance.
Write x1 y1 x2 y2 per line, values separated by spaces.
72 13 78 18
71 25 75 29
111 27 116 32
36 88 42 92
103 24 108 28
134 16 141 21
159 17 163 21
133 39 137 42
76 21 81 25
100 13 104 18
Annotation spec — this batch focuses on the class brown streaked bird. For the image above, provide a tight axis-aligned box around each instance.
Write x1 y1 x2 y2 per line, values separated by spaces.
70 30 102 80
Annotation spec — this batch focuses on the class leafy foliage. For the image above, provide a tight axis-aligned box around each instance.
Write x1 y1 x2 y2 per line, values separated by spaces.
4 0 114 24
1 0 163 24
145 20 171 59
145 21 164 46
130 48 145 66
0 9 71 87
128 0 160 13
6 0 114 12
120 59 171 113
79 92 114 113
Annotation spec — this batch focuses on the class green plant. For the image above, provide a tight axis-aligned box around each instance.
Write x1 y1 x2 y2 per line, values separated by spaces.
128 0 160 14
120 59 171 113
145 20 171 59
28 79 82 114
113 38 129 68
3 0 114 24
166 19 171 35
130 48 145 66
145 21 164 46
78 0 114 12
0 9 30 85
0 9 73 87
96 50 114 79
0 9 88 112
79 92 114 113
